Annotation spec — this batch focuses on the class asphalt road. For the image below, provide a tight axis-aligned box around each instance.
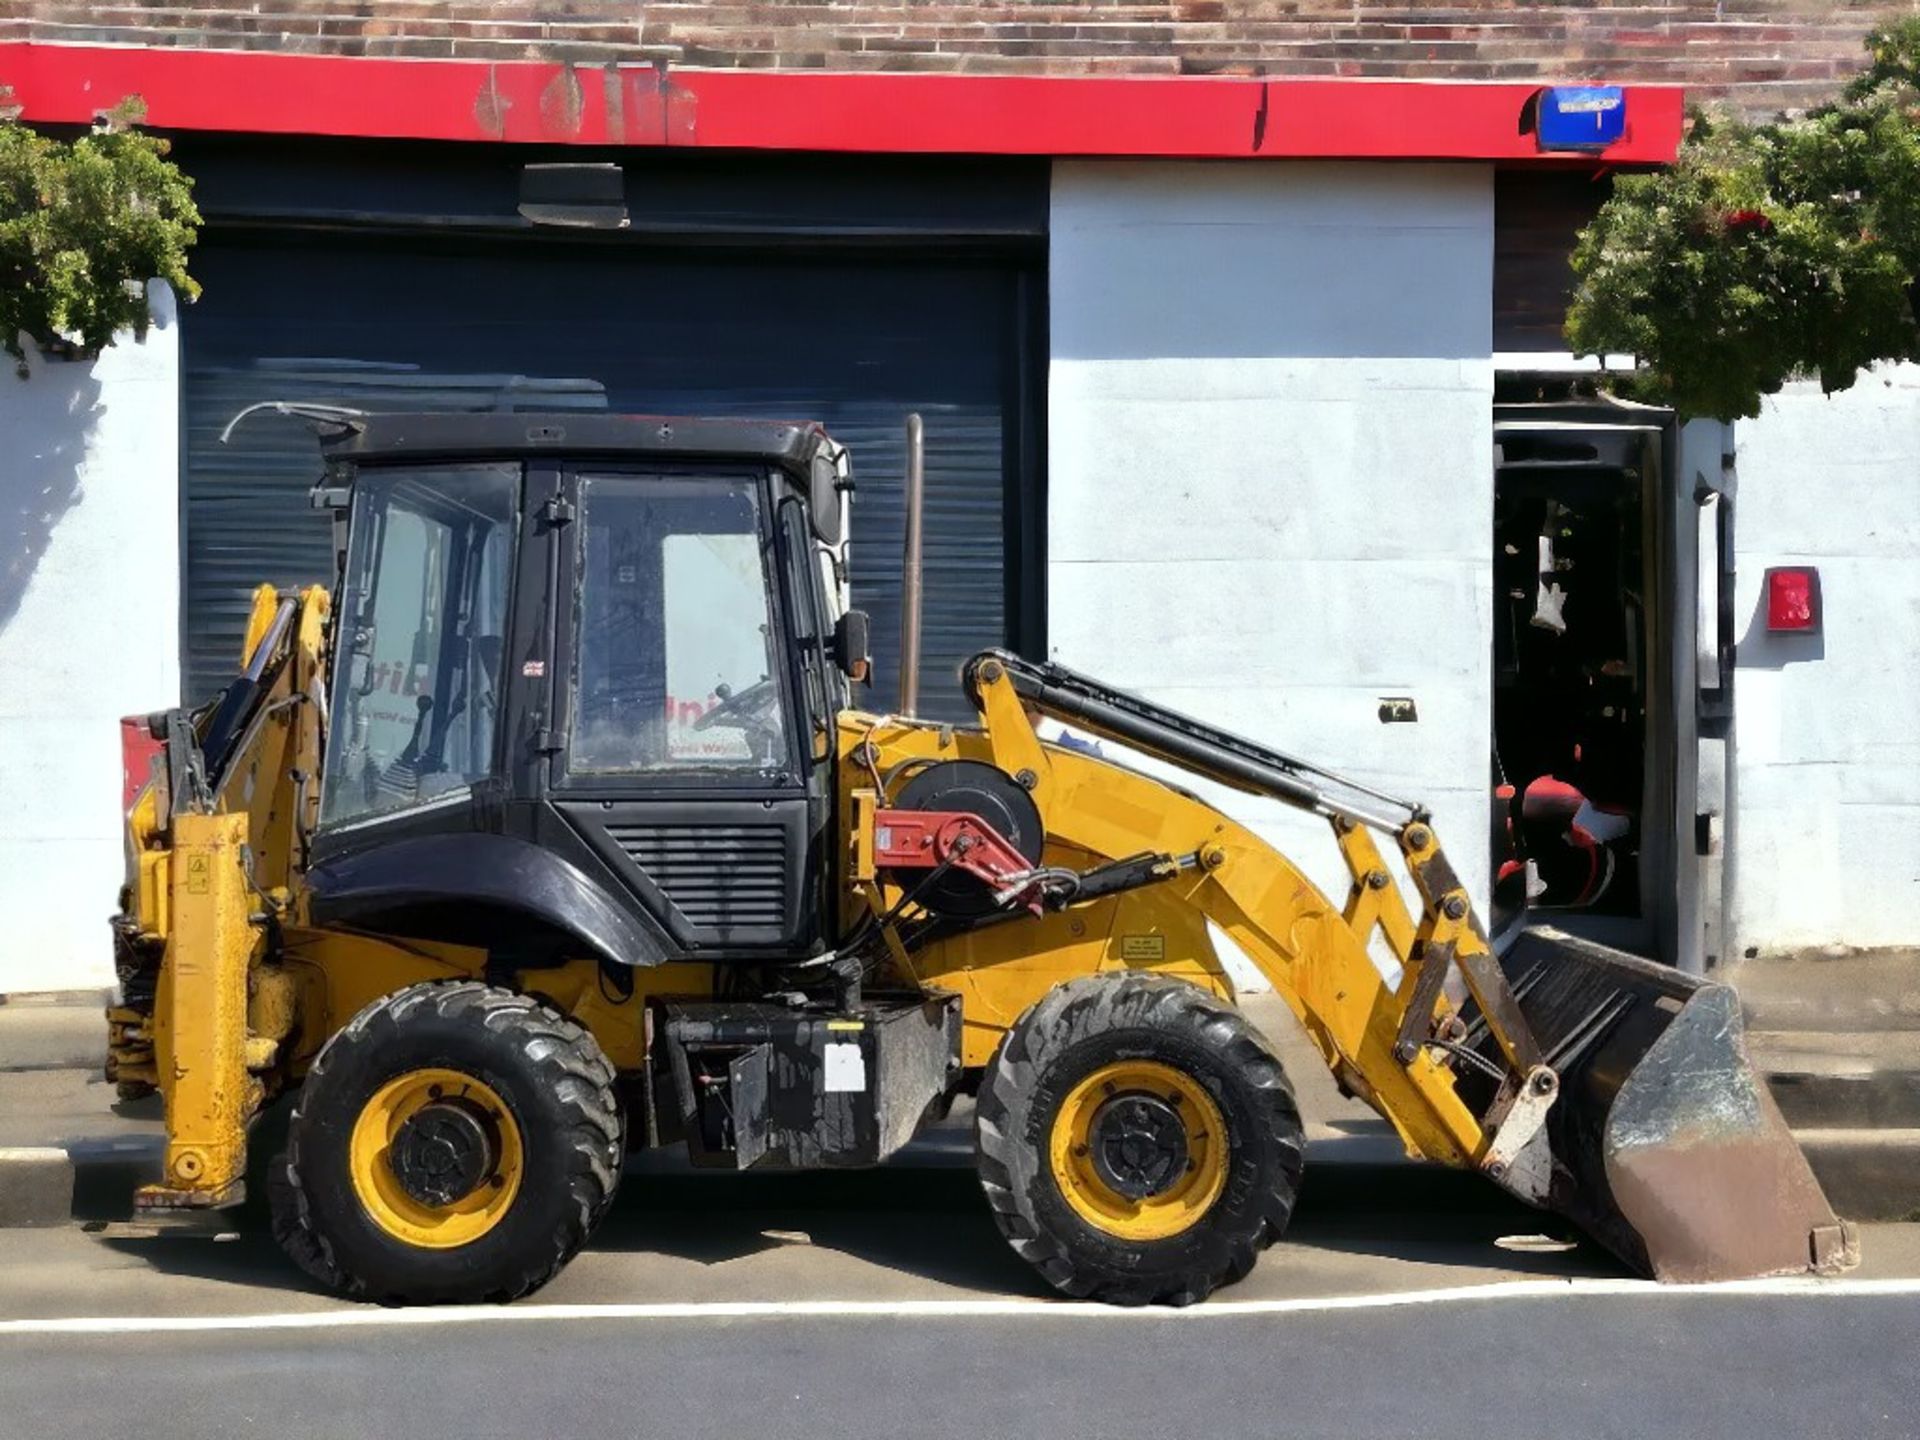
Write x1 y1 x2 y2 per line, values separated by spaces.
3 1162 1918 1440
6 1292 1918 1440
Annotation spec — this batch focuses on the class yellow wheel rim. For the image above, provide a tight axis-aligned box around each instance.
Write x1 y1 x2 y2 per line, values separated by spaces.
348 1068 524 1249
1047 1060 1229 1242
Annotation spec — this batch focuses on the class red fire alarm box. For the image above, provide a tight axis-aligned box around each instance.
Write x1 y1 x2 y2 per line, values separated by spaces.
1765 566 1821 633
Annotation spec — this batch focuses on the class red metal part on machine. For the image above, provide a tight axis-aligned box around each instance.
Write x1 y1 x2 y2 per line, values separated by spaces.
872 809 1041 912
119 716 164 812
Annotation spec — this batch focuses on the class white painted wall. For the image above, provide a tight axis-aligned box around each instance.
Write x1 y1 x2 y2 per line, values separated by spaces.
0 283 181 995
1728 363 1920 955
1048 161 1496 957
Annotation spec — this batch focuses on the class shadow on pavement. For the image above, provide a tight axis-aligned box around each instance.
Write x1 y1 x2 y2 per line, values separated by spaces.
88 1167 1042 1301
93 1227 333 1297
593 1167 1049 1295
1289 1164 1625 1280
90 1146 1625 1300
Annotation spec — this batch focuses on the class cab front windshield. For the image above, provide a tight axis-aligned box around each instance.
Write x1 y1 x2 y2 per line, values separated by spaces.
320 464 518 828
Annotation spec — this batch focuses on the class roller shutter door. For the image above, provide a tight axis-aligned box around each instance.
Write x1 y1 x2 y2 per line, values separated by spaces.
181 236 1028 721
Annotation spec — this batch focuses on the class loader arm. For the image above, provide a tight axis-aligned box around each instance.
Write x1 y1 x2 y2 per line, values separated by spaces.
851 650 1853 1280
952 652 1554 1187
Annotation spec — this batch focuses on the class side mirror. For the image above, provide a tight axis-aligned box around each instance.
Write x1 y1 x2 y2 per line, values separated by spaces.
832 609 871 684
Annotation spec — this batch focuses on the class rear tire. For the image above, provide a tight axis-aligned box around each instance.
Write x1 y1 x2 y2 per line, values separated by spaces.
269 980 623 1304
976 974 1304 1306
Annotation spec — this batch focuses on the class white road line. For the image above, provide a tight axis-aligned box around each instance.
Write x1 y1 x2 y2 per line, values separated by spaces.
3 1276 1918 1337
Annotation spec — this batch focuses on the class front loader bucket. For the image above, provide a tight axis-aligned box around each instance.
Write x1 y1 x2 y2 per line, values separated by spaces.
1482 928 1856 1282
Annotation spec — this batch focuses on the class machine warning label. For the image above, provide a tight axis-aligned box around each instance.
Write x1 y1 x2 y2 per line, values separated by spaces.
186 854 211 895
1118 934 1165 961
824 1042 868 1092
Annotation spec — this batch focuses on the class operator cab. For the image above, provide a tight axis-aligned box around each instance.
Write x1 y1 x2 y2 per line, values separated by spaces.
306 413 864 966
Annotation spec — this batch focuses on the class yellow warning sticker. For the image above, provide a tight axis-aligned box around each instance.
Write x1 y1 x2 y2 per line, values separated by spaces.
1118 934 1166 962
826 1020 866 1032
185 854 211 895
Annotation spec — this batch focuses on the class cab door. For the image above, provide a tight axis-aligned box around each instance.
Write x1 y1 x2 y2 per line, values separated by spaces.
314 461 524 846
544 467 822 957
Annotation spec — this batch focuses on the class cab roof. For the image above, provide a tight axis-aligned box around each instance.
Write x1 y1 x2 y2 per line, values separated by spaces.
319 411 835 474
315 411 849 546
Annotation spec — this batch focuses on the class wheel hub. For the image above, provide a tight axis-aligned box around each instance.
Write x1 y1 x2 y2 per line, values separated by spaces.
388 1099 498 1208
1088 1092 1190 1200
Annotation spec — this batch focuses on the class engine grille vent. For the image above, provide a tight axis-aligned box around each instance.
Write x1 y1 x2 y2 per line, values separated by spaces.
608 823 789 933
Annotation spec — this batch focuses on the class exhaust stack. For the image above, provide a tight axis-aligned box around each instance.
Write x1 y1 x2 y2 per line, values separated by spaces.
899 412 925 715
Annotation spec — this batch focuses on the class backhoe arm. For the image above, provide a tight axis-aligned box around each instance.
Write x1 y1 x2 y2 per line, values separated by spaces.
114 584 328 1209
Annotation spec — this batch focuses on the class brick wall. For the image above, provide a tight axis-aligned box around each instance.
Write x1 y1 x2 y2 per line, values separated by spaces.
0 0 1903 114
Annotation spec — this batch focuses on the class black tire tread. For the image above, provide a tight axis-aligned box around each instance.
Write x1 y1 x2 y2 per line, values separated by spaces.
976 973 1304 1306
270 979 623 1303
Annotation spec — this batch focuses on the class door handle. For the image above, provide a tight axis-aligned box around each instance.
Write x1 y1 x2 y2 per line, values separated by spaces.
1695 479 1735 730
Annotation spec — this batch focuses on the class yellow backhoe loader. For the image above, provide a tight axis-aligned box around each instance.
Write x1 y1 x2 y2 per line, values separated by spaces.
106 410 1855 1305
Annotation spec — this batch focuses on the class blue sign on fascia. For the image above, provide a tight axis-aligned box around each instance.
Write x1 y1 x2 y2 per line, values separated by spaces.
1536 86 1626 151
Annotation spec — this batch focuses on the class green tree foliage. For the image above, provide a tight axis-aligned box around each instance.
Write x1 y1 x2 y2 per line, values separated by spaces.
1566 19 1920 419
0 96 200 375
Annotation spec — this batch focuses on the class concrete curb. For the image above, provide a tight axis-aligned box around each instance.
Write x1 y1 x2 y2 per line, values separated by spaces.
0 1139 165 1227
0 1149 78 1226
0 990 115 1008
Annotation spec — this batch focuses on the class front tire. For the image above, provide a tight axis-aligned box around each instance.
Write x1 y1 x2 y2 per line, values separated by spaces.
976 974 1304 1306
270 981 623 1304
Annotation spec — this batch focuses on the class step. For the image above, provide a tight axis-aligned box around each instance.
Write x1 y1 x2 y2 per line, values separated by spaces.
1751 1029 1920 1131
1795 1129 1920 1223
0 997 109 1072
1733 951 1920 1033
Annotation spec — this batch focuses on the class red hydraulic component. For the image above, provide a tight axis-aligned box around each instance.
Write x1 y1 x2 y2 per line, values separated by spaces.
872 808 1042 912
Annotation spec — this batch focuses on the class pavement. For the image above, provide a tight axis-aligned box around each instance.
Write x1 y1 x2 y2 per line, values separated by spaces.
1736 950 1920 1221
1 984 1915 1304
0 996 163 1226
